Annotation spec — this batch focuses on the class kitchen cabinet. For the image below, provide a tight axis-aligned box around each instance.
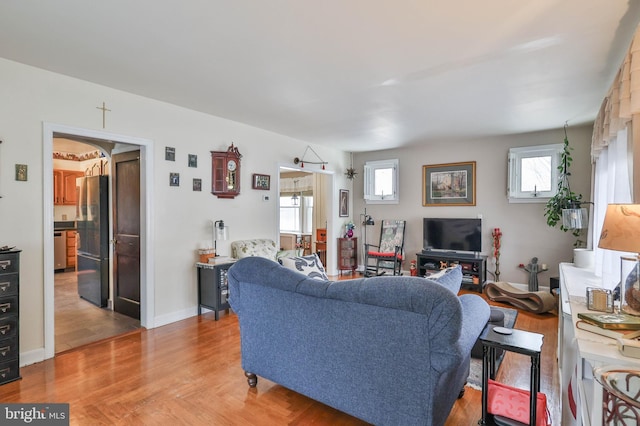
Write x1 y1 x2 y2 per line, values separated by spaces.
66 230 77 269
53 170 84 205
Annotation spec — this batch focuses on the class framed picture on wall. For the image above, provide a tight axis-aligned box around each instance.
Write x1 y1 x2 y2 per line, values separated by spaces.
193 178 202 191
422 161 476 206
339 189 349 217
165 147 176 161
252 173 270 190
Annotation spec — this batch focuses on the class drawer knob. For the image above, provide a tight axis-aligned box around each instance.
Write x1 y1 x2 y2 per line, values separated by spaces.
0 261 10 270
0 282 9 292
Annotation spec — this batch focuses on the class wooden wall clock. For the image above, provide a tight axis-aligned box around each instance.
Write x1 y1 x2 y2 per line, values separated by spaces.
211 143 242 198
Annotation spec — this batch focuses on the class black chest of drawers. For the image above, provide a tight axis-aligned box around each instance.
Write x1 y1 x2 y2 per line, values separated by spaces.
0 250 20 385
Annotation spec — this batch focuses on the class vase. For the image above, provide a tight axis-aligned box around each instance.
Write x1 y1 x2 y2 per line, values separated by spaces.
620 256 640 316
347 229 353 238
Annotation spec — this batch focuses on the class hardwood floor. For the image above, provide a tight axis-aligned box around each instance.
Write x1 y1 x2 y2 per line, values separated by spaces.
4 281 559 425
55 271 140 353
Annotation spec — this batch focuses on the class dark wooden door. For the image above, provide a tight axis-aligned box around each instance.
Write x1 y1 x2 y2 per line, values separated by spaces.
112 151 141 320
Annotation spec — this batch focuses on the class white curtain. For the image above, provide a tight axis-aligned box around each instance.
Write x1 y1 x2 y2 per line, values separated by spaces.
280 175 314 195
590 23 640 287
593 127 632 287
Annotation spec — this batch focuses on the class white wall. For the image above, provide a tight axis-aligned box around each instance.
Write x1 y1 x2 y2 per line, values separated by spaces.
353 124 593 284
0 58 353 358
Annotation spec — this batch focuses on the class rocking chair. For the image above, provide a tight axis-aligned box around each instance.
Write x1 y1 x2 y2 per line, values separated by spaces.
364 220 406 277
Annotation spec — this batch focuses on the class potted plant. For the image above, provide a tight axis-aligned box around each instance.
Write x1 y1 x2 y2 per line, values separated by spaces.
543 125 585 246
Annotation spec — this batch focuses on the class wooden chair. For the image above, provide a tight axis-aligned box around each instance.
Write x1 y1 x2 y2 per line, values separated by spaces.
364 220 406 276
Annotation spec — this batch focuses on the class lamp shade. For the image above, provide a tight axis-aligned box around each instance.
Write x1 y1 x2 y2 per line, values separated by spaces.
214 220 229 242
598 204 640 253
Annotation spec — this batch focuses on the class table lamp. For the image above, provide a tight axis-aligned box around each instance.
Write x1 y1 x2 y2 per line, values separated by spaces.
213 220 229 257
597 204 640 316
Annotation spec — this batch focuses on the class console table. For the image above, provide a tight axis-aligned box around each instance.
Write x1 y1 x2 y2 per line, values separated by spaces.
416 251 487 292
196 259 235 320
558 262 640 426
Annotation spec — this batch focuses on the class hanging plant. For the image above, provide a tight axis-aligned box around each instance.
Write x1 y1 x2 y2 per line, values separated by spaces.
544 124 583 238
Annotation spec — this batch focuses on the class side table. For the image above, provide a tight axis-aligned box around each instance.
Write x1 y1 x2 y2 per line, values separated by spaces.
479 327 544 426
196 259 235 320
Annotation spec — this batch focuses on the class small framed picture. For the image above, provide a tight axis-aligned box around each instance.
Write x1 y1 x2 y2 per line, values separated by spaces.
252 173 270 190
15 164 28 181
193 178 202 191
170 172 180 187
188 154 197 168
339 189 349 217
165 147 176 161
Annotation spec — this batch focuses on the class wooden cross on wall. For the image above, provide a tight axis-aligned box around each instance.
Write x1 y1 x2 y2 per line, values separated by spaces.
96 102 111 128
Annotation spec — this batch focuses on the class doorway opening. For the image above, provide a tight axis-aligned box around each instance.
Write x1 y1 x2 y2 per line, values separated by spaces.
52 137 141 353
43 123 155 360
277 165 335 274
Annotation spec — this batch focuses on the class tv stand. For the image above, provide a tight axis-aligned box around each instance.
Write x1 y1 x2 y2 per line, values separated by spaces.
417 252 487 293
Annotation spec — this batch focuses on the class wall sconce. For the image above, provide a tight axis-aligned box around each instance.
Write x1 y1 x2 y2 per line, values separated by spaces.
213 220 229 256
293 145 327 170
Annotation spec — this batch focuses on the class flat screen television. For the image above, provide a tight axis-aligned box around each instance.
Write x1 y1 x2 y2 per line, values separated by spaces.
423 218 482 254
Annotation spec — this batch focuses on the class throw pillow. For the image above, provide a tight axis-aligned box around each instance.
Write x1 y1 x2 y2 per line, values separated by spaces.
280 253 329 281
425 265 462 294
425 266 457 280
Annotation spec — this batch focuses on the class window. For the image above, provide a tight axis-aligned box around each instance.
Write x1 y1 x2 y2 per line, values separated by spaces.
508 144 563 203
280 195 313 234
364 159 399 204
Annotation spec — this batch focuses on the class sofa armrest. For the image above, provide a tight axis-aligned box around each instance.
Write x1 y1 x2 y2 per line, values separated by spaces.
425 265 462 294
457 294 491 352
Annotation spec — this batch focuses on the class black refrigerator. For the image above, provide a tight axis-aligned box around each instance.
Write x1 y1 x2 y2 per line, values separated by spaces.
76 175 109 307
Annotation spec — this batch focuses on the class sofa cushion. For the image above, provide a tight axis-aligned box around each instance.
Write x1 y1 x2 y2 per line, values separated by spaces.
280 253 329 280
231 239 277 261
425 265 462 294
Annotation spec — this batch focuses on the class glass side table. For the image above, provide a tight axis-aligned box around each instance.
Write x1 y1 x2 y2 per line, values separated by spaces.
593 366 640 425
479 326 544 426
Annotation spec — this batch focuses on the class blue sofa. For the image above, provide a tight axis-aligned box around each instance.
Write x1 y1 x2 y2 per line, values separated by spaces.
227 257 490 426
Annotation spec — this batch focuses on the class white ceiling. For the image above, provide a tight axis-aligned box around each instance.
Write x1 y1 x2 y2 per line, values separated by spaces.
1 1 639 152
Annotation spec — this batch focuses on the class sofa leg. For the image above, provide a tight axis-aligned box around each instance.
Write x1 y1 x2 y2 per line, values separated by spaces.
245 371 258 387
458 385 466 399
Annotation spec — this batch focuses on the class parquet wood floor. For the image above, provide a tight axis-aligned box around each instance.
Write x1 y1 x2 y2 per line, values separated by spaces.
4 277 559 425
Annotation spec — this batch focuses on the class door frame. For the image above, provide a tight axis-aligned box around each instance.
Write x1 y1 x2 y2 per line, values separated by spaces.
43 122 155 360
276 163 337 275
